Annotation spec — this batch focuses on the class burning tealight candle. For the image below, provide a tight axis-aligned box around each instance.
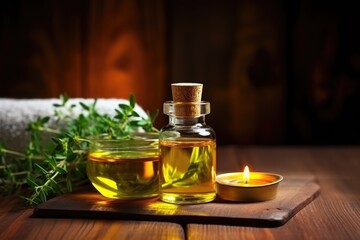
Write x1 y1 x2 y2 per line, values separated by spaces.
216 166 283 202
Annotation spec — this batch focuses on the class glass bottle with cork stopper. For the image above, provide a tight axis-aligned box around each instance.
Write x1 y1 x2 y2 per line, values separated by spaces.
159 83 216 204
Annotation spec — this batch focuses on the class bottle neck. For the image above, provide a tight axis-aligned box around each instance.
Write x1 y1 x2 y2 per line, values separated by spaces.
168 115 206 126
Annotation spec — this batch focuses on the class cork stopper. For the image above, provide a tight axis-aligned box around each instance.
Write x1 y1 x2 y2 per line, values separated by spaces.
171 83 203 102
171 83 203 117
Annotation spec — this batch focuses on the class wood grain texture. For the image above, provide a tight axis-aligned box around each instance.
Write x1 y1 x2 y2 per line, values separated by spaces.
0 0 167 123
33 177 319 227
0 198 184 240
187 147 360 240
1 146 360 239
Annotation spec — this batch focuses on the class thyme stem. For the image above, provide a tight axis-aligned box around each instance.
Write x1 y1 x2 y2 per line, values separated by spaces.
1 149 26 157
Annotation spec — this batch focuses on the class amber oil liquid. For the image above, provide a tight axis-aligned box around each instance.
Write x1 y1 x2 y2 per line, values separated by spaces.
87 151 159 199
159 138 216 204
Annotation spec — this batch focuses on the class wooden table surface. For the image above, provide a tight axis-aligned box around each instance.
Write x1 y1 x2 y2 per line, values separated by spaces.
1 146 360 240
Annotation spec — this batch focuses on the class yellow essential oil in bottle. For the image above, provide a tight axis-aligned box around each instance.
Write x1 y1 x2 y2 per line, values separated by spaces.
159 83 216 204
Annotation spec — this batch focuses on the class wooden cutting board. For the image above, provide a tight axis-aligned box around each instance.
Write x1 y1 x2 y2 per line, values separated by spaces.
33 176 320 227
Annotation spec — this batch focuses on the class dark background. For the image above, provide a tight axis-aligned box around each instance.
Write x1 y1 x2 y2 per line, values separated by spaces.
1 0 360 145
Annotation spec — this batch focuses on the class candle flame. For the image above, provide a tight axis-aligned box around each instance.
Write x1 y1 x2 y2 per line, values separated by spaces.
243 165 250 184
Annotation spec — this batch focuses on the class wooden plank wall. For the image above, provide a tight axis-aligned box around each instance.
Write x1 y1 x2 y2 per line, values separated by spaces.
0 0 166 117
1 0 359 145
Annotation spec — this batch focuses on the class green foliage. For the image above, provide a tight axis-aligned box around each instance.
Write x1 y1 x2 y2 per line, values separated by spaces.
161 145 213 189
0 95 158 205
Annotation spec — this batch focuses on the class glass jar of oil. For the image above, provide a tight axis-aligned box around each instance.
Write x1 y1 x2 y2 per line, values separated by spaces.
159 83 216 204
87 133 159 199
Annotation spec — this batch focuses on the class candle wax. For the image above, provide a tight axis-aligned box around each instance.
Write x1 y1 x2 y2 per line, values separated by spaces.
223 178 272 186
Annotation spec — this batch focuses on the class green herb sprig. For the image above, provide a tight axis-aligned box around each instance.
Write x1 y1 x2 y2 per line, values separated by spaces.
161 145 213 189
0 94 158 205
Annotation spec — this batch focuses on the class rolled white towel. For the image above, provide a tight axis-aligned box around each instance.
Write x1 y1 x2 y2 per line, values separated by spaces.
0 98 147 152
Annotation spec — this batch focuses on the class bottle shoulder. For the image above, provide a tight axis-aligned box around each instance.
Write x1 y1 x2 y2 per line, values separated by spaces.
160 123 216 140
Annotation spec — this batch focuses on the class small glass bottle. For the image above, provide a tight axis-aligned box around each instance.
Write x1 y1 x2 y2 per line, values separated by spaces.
159 83 216 204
